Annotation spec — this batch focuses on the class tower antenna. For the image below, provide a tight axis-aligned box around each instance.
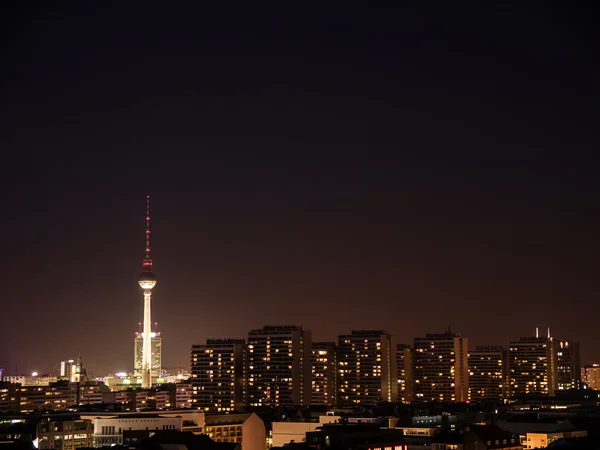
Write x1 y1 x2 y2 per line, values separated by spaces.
142 195 153 271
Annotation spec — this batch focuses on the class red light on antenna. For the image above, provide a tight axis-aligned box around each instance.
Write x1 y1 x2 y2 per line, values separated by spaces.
146 217 150 221
146 195 150 199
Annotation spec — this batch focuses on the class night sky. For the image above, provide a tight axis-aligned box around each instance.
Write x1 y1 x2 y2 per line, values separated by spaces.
1 4 598 376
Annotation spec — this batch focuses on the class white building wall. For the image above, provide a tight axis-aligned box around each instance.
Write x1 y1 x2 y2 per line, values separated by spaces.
87 416 182 447
242 413 266 450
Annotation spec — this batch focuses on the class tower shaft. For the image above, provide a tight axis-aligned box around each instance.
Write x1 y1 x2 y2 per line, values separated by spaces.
142 290 152 388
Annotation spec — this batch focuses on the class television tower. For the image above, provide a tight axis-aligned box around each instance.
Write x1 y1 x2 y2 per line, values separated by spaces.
138 196 157 389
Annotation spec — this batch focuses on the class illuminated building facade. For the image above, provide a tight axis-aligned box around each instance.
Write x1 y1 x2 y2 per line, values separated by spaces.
468 346 506 401
58 356 84 382
60 360 76 381
191 339 246 412
156 382 194 409
134 327 162 377
508 336 556 396
583 364 600 390
79 381 105 405
18 381 78 412
556 340 581 390
37 419 93 450
0 382 19 412
413 331 469 402
337 330 397 406
174 382 194 408
247 325 312 406
89 415 182 447
3 374 57 386
397 343 414 403
311 342 337 405
204 412 266 450
138 196 157 389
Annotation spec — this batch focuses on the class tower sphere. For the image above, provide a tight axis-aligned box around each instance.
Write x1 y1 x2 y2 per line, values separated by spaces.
139 271 157 289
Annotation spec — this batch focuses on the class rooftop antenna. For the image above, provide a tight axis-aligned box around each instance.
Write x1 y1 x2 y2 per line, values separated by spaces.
536 327 539 338
548 327 551 339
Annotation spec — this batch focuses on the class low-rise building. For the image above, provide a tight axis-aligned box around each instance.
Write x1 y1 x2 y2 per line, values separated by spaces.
19 381 78 412
83 413 183 446
398 427 437 438
153 390 172 409
521 431 587 449
432 425 522 450
305 422 407 450
155 383 194 409
3 375 58 387
80 409 205 446
37 419 93 450
272 422 322 447
79 382 106 405
204 413 265 450
0 382 20 412
495 418 587 447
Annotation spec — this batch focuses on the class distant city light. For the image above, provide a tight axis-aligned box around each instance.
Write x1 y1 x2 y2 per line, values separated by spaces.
31 372 38 377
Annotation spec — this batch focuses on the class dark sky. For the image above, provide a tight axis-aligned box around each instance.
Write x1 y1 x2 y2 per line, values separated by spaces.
1 3 599 376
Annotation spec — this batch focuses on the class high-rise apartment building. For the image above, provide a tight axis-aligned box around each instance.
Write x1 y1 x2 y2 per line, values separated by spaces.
508 336 556 397
134 327 162 377
247 326 311 406
59 360 76 381
311 342 337 405
583 364 600 390
468 346 505 401
59 357 84 383
397 344 413 403
556 340 581 390
413 331 469 402
337 330 397 406
190 339 246 412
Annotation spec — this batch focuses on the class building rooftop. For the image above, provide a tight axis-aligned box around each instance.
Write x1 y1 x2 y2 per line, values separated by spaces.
431 431 463 444
148 430 238 450
90 414 183 420
469 424 516 445
205 414 254 426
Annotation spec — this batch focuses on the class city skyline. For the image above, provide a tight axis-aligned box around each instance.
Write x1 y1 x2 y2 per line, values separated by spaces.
1 5 598 376
0 319 584 377
0 193 596 374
